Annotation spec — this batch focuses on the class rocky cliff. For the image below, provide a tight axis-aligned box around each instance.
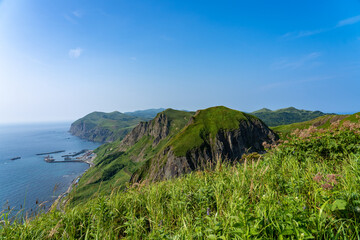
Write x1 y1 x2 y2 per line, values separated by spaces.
69 110 162 142
70 107 278 205
69 121 132 142
131 106 278 183
120 112 171 148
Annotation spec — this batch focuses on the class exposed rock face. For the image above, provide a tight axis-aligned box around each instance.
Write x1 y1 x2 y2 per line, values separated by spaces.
131 116 278 183
120 113 170 149
70 122 129 142
69 110 165 143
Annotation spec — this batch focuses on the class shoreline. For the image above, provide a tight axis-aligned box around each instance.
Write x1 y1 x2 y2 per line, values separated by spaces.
50 152 97 212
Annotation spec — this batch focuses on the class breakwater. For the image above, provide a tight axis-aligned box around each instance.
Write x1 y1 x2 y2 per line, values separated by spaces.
36 150 65 156
61 149 88 157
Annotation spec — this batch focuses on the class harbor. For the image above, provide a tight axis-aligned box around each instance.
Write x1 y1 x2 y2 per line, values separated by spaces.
43 150 96 166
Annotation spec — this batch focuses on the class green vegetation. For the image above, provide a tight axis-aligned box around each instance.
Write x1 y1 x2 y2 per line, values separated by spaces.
2 121 360 239
169 106 257 156
251 107 329 127
68 109 194 206
124 108 165 119
272 113 359 138
70 109 165 142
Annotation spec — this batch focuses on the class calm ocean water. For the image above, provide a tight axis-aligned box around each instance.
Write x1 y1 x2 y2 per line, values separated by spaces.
0 122 100 217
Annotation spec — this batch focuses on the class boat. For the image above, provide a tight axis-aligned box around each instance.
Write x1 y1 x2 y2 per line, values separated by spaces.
44 155 55 163
10 157 21 160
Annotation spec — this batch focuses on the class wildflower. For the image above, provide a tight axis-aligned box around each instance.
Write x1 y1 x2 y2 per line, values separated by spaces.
321 183 334 190
313 173 323 183
303 206 306 210
355 207 360 213
207 208 210 216
326 174 339 185
158 220 163 227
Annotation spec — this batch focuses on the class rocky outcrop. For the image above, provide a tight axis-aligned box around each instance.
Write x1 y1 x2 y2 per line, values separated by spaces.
69 111 147 142
131 112 278 183
70 122 130 142
120 112 171 149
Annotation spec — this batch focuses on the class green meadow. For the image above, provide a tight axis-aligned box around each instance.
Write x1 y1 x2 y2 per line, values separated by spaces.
1 119 360 239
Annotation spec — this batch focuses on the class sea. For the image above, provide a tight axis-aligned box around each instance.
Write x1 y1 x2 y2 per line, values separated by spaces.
0 122 101 218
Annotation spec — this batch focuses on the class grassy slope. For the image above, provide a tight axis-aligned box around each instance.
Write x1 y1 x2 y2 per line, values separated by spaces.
68 109 194 206
2 124 360 239
71 111 146 142
71 109 165 142
272 113 360 137
251 107 328 127
169 106 258 157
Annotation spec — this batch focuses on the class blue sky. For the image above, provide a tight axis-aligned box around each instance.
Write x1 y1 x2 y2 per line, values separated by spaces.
0 0 359 123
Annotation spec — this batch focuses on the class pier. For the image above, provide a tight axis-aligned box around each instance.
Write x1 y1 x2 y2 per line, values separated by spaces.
36 150 65 156
61 149 88 157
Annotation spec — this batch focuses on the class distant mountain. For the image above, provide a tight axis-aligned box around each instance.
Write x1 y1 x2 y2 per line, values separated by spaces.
69 106 278 205
70 109 165 142
250 107 330 127
124 108 165 119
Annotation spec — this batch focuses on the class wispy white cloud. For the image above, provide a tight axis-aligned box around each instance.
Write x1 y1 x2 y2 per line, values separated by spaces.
283 15 360 40
282 29 325 39
271 52 321 70
69 48 83 58
72 10 83 18
64 10 83 23
64 14 77 23
336 15 360 27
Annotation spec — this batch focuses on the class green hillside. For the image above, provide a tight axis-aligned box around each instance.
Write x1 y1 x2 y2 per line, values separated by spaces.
169 106 258 157
272 112 360 137
2 120 360 239
250 107 330 127
124 108 165 119
69 106 277 206
70 109 165 142
68 109 194 205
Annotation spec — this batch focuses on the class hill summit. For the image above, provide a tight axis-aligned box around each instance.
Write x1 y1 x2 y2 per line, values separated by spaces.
132 106 278 182
250 107 329 127
69 106 278 204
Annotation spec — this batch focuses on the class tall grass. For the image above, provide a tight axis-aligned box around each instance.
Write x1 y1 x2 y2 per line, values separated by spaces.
1 122 360 239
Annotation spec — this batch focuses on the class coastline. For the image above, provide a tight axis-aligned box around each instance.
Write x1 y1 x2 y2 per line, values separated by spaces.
50 152 97 212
